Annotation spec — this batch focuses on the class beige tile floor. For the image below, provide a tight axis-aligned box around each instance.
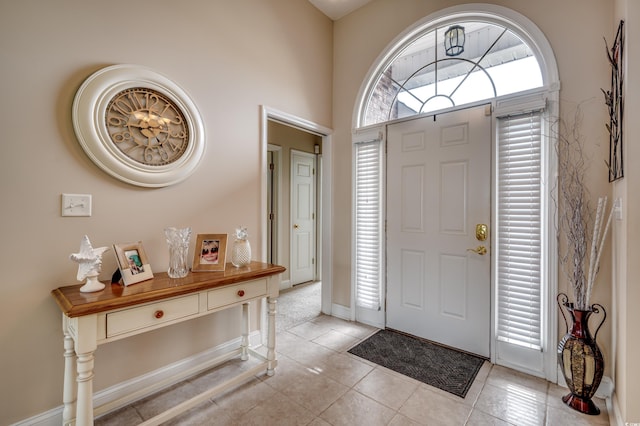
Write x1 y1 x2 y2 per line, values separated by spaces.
96 314 611 426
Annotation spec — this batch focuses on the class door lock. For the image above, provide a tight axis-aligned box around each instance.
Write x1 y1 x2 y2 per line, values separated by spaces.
476 224 488 241
467 245 487 256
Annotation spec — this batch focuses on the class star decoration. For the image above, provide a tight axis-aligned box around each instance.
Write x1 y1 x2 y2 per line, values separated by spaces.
70 235 110 281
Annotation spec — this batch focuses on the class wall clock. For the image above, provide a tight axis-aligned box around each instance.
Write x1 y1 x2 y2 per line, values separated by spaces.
72 64 205 187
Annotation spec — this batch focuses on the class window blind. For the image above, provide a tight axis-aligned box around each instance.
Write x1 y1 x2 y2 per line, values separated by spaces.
354 140 383 310
496 111 543 350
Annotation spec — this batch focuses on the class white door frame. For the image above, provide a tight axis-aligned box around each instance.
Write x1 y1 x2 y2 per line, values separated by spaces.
267 144 282 265
260 106 333 315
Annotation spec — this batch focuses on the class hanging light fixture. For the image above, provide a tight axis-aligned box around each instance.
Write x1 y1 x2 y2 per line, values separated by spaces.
444 25 465 56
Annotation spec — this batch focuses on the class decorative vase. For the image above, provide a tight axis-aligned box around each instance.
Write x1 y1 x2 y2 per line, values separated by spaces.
164 227 192 278
557 293 606 415
231 238 251 267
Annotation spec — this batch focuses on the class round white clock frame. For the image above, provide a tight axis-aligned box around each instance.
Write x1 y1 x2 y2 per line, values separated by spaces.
72 64 205 187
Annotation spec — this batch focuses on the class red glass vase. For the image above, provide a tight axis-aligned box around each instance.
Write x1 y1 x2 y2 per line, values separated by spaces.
557 293 606 415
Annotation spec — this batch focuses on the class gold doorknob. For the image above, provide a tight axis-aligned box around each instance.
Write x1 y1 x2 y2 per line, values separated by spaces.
467 245 487 255
293 224 299 229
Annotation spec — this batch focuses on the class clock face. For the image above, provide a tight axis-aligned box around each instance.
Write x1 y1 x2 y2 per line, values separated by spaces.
105 87 190 166
73 65 205 187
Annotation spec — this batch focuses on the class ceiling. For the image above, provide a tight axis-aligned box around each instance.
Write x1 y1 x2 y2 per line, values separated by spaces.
308 0 373 20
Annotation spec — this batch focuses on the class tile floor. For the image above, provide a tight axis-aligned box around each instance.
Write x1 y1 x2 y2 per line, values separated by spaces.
96 314 610 425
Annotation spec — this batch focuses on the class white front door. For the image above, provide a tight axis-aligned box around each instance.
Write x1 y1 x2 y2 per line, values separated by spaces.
290 150 316 285
386 105 491 357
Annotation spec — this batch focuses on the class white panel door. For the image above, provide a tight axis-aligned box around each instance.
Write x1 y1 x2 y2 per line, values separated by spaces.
290 150 316 285
386 105 491 357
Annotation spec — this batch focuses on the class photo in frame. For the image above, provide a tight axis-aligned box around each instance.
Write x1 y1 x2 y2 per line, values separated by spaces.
192 234 228 272
113 241 154 285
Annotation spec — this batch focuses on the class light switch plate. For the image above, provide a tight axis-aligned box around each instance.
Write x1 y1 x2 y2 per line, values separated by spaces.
61 194 92 217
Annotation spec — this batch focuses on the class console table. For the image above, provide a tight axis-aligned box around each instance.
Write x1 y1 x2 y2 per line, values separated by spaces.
51 261 285 426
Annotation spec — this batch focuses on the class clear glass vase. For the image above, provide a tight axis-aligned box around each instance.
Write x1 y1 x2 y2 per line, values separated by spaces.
164 227 192 278
231 238 251 267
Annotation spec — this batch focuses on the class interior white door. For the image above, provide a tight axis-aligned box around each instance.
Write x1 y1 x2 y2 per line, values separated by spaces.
386 105 491 357
290 150 316 285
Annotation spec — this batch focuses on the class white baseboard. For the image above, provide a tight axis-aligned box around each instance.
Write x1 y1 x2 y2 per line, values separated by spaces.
13 332 263 426
10 406 61 426
609 393 622 426
279 279 291 291
606 388 640 426
331 303 351 321
596 375 614 400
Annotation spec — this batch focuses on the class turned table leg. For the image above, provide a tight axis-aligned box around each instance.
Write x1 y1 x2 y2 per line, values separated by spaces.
75 350 96 425
241 302 249 361
266 296 277 376
62 323 77 426
70 314 98 425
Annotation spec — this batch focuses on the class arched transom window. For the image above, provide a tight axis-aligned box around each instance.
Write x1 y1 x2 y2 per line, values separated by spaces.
363 21 543 126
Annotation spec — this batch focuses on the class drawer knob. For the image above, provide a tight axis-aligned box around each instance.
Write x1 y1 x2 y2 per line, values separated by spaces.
237 290 245 297
154 310 164 319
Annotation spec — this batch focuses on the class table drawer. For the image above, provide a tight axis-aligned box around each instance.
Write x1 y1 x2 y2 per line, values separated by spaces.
208 279 267 311
106 294 200 338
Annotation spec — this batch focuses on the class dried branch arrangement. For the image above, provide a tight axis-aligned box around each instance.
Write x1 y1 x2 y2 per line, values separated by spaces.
555 109 615 310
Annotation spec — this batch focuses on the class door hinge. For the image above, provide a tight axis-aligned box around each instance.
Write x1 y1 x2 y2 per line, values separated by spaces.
269 213 275 220
269 162 275 170
312 213 315 220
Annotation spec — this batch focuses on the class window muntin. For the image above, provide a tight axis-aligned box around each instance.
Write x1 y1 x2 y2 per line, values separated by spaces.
363 21 543 125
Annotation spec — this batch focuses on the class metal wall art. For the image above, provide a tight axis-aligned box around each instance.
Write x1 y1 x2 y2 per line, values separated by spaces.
603 20 624 182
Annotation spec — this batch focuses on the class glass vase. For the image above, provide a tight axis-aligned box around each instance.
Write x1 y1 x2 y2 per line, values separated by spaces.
165 227 192 278
231 238 251 267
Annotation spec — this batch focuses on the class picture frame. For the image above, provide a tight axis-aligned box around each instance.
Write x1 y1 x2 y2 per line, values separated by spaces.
72 64 205 188
192 234 228 272
113 241 154 286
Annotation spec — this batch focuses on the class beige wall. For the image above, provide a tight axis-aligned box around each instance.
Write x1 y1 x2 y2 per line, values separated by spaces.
0 1 332 423
3 0 638 423
268 121 321 283
613 0 640 423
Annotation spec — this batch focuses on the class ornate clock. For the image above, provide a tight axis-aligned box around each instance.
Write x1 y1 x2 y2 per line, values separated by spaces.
72 65 205 187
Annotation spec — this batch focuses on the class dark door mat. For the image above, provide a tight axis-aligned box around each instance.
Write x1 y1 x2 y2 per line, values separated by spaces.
348 329 485 398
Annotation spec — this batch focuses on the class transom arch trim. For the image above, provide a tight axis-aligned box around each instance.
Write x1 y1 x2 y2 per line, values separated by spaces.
352 3 559 129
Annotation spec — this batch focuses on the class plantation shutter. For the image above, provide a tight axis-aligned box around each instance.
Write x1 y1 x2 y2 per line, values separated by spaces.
353 129 385 327
496 110 543 350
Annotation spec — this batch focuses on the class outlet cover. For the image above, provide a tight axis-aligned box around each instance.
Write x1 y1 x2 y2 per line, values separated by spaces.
61 194 92 217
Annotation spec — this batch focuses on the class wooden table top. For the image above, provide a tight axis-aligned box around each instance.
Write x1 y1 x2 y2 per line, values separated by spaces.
51 261 286 318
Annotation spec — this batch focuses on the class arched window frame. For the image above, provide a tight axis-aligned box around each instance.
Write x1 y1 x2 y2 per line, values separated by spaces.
354 4 559 128
351 4 560 381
